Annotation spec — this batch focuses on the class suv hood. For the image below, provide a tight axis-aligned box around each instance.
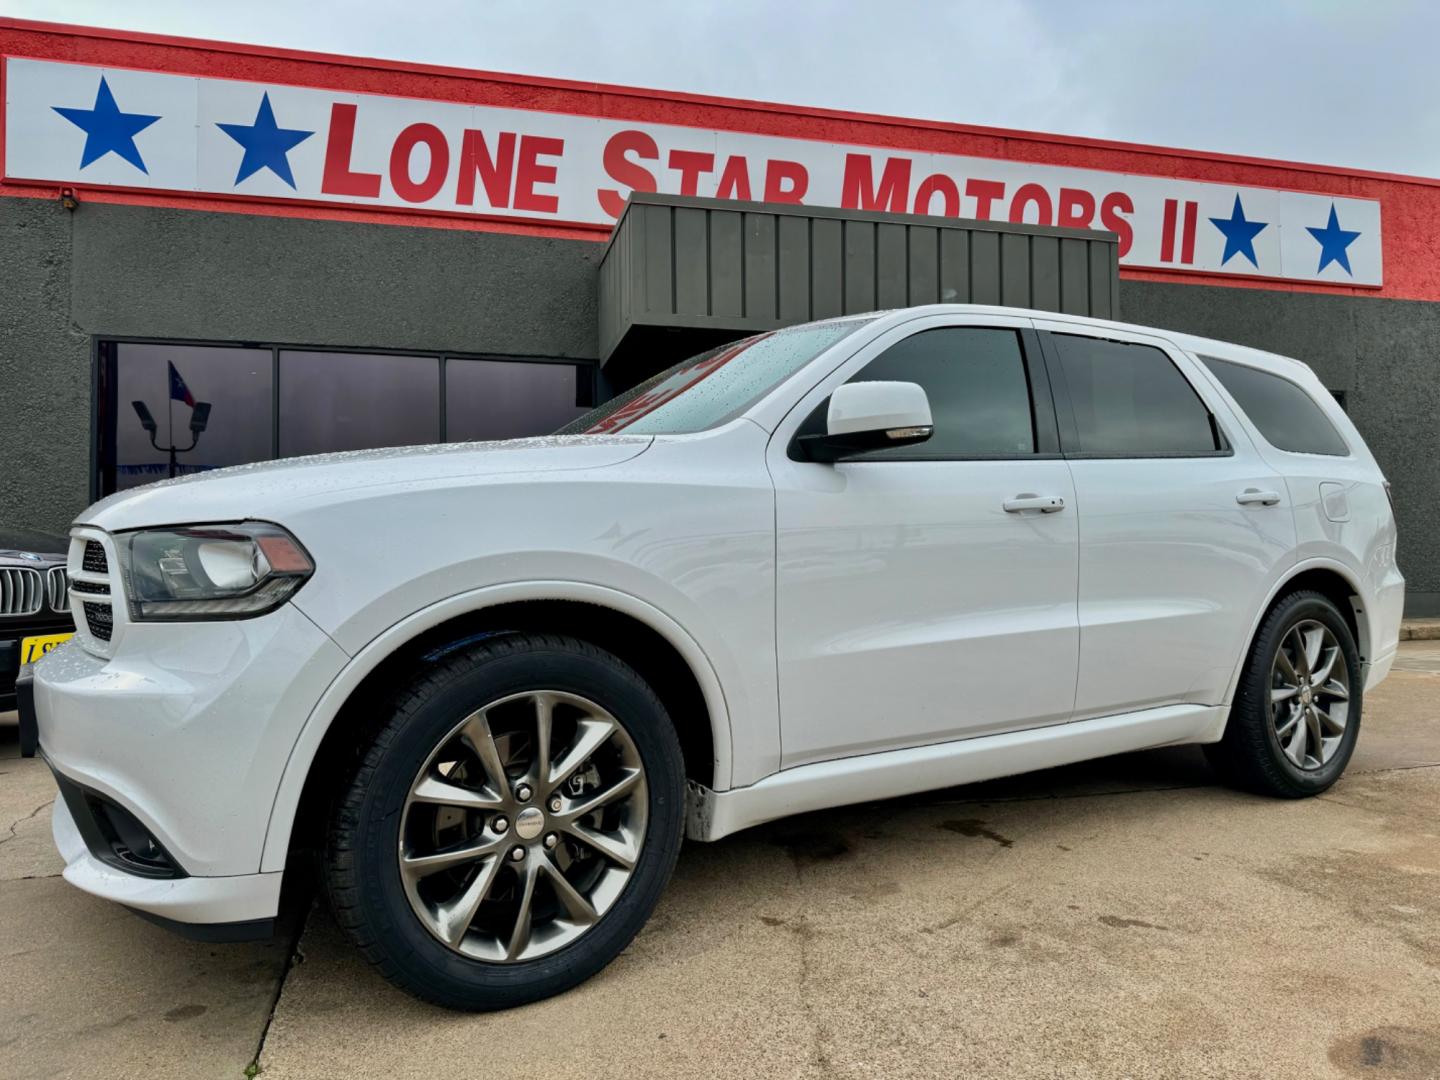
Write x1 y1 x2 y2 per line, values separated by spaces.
77 435 653 533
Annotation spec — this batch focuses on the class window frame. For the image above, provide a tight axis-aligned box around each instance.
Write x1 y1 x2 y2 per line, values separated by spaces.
92 336 598 500
1036 329 1235 460
785 323 1062 463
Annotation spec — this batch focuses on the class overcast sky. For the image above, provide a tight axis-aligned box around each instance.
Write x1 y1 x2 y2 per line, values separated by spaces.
4 0 1436 177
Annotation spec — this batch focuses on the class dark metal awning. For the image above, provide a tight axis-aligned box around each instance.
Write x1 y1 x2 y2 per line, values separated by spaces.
597 193 1120 381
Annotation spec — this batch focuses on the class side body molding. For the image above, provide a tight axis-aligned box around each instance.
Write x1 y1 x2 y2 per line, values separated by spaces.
259 580 734 873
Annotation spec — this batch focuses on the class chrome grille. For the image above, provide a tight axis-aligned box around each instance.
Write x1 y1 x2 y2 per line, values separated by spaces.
82 541 108 574
0 567 43 616
47 566 69 613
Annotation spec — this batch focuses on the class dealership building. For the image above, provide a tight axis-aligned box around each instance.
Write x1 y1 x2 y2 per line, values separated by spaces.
2 18 1439 614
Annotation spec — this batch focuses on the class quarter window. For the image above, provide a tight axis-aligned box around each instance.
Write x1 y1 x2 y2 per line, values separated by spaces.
844 328 1036 458
1050 334 1220 455
1200 355 1350 457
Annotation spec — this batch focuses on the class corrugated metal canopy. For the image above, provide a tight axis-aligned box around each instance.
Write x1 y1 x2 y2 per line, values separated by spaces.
598 193 1120 379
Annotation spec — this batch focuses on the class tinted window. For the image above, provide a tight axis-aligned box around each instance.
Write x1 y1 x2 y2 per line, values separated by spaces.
279 351 440 456
846 328 1035 458
561 318 873 435
112 343 274 490
1200 356 1349 456
446 359 589 441
100 343 600 495
1051 335 1218 455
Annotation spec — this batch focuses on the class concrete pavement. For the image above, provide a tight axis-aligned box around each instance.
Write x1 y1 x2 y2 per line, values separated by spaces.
0 726 292 1080
4 644 1438 1079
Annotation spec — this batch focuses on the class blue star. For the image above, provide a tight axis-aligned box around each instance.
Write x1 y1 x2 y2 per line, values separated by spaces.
52 76 161 173
216 93 313 189
1306 204 1361 275
1209 194 1269 269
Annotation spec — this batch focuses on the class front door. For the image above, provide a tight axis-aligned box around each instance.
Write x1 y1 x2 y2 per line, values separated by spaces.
769 315 1080 769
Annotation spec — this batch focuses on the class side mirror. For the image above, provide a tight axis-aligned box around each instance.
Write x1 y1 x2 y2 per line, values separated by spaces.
795 381 934 463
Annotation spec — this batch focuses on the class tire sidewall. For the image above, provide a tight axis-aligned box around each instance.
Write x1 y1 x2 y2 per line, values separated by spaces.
1248 593 1363 794
344 639 684 1008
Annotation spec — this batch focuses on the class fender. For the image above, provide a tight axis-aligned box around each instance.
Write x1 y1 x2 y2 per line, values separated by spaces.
1210 555 1369 741
258 580 736 873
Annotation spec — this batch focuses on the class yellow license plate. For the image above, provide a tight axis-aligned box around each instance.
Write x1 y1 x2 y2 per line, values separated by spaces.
20 633 72 664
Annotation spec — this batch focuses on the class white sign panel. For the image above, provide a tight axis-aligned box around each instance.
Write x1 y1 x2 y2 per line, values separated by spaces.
4 58 1382 286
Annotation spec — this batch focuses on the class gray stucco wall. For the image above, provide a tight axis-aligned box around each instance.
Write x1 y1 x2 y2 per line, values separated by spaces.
2 194 1435 614
1122 280 1440 615
0 197 602 533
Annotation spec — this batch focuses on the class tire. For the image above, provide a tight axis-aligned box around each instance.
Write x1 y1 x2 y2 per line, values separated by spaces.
326 633 685 1010
1204 590 1362 798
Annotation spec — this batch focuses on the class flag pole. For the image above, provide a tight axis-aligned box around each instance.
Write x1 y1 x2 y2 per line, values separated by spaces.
167 373 176 479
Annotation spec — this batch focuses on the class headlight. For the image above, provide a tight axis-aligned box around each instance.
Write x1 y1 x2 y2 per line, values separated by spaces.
119 522 314 621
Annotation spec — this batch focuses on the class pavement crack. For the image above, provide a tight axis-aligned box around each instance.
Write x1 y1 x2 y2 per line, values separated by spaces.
921 879 1019 935
789 916 835 1079
1353 761 1440 775
245 901 311 1078
0 798 54 849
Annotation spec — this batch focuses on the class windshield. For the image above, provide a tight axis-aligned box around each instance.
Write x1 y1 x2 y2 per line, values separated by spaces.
557 318 874 436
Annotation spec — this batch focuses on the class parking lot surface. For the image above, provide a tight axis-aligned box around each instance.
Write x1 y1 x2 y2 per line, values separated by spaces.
5 643 1439 1079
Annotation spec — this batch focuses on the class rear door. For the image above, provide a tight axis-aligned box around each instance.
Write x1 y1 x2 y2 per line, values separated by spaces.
1033 321 1297 719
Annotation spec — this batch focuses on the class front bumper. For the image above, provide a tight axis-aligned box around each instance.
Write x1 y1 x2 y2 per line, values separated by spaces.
33 598 348 922
51 789 282 928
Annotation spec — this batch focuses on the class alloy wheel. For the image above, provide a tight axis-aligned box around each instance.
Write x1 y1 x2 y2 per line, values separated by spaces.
398 691 647 962
1269 619 1350 771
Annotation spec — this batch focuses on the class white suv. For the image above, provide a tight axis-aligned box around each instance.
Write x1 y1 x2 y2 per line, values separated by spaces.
29 305 1403 1009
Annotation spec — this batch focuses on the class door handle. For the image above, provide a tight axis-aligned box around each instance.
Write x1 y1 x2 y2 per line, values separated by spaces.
1236 488 1282 507
1003 494 1066 514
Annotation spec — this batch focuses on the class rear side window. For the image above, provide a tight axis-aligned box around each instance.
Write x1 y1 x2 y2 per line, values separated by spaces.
1049 334 1221 455
847 327 1036 458
1200 356 1350 457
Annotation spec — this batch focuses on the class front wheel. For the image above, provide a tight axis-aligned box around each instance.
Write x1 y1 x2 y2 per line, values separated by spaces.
1205 590 1362 798
326 633 685 1010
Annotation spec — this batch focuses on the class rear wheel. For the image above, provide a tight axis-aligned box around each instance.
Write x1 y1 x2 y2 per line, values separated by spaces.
1205 590 1362 797
326 633 685 1010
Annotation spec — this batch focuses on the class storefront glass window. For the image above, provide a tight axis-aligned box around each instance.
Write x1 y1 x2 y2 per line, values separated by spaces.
446 358 589 442
98 341 597 497
279 351 440 457
112 343 273 491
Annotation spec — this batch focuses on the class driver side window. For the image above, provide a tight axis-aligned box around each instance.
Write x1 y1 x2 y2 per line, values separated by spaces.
846 327 1037 459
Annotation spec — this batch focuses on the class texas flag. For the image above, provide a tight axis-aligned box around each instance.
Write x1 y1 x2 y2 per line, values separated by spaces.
168 360 196 407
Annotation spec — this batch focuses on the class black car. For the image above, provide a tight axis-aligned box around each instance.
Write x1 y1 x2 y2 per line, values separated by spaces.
1 527 73 712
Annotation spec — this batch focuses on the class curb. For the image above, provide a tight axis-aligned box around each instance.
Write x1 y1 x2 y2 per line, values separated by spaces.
1399 620 1440 641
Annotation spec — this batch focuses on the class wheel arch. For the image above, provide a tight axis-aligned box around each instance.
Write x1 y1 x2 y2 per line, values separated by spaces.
261 582 733 873
1221 558 1369 716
